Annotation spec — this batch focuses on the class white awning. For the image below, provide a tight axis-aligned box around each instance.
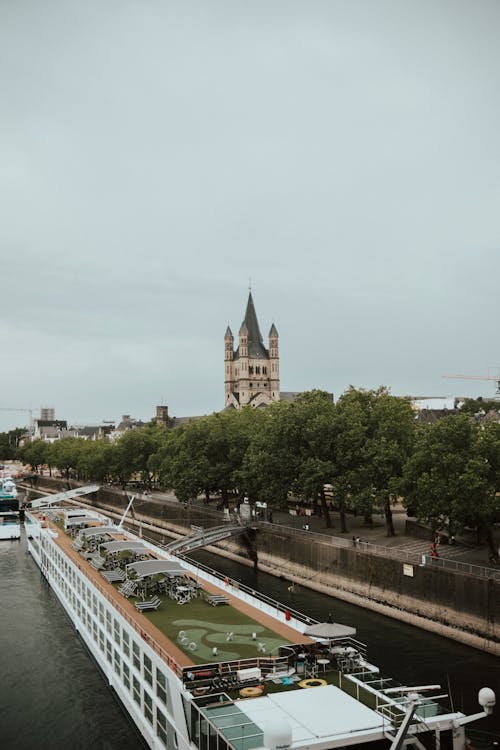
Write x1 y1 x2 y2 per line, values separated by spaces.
127 560 185 578
304 622 356 639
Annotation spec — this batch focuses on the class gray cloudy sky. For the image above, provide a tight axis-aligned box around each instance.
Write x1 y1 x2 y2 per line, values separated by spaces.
1 0 499 432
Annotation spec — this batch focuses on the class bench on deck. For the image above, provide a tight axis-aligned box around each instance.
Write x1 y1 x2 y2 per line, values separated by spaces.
135 596 161 612
102 569 126 583
206 595 230 607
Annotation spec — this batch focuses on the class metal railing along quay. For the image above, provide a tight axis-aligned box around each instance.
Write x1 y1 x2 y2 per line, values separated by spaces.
257 521 500 581
25 482 500 584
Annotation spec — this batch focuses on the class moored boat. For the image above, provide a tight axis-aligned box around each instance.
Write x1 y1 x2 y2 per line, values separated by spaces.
0 476 20 540
25 487 496 750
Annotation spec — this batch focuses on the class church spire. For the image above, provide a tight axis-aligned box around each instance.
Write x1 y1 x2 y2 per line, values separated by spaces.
241 291 266 357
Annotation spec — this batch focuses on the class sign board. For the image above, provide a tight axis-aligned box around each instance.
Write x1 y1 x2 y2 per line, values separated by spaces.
239 503 251 520
403 563 414 577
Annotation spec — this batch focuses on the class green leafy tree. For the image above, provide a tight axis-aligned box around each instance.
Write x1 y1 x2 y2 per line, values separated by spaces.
18 439 49 473
291 391 337 528
48 438 85 479
403 415 500 554
330 389 369 533
0 429 25 460
76 439 115 483
458 397 500 416
241 401 301 509
333 387 415 536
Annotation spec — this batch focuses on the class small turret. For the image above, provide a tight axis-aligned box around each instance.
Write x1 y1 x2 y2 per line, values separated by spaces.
224 326 234 361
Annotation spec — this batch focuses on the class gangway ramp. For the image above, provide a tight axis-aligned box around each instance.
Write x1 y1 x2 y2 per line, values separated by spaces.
164 523 255 555
28 485 100 509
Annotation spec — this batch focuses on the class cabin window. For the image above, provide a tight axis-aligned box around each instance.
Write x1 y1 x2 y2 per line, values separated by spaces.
113 649 121 674
144 691 153 725
156 668 167 705
132 641 141 671
122 629 130 658
106 639 112 664
123 662 130 690
132 675 141 706
157 707 168 746
143 654 153 686
105 610 112 634
113 618 120 644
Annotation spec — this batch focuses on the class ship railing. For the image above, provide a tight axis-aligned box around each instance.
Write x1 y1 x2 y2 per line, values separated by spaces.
182 655 291 685
88 573 185 677
176 553 318 629
54 527 185 679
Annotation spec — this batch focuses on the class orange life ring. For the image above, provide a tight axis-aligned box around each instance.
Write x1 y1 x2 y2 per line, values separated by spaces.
298 678 327 688
239 685 264 698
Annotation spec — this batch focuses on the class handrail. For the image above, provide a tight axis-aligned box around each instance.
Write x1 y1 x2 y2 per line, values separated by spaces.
176 550 319 627
34 516 185 679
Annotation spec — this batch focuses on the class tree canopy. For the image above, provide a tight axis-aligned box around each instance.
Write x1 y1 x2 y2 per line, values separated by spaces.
5 387 499 550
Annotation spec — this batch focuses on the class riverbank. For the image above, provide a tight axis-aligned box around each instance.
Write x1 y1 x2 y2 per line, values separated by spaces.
23 479 500 655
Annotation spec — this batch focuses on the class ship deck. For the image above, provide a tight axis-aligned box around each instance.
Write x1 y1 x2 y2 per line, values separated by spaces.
46 514 313 674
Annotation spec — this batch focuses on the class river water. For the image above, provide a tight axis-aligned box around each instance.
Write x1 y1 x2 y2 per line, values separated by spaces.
1 535 499 750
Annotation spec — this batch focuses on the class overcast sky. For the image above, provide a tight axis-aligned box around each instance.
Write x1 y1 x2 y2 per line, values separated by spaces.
1 1 499 432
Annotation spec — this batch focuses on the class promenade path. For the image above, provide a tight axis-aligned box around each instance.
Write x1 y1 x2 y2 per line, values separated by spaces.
131 489 495 570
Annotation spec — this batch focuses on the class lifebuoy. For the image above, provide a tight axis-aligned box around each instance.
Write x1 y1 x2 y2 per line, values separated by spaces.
298 678 327 689
239 685 264 698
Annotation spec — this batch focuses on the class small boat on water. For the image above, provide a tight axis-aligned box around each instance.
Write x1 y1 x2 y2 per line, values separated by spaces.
25 486 497 750
0 476 20 540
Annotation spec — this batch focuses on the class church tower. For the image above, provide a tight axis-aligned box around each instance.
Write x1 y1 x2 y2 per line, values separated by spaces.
224 292 280 410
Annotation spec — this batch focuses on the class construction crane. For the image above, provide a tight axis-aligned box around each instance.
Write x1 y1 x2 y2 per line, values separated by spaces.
0 407 34 433
442 374 500 396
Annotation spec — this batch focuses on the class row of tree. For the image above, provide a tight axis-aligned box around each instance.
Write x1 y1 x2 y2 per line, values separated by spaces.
9 388 500 555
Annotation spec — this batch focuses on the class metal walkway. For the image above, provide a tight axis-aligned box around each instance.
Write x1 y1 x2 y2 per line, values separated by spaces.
163 523 255 555
28 484 100 509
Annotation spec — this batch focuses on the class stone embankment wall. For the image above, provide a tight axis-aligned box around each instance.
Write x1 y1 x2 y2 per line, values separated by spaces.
27 479 500 655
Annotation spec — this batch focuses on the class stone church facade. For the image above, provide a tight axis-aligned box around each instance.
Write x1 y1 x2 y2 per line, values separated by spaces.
224 292 280 409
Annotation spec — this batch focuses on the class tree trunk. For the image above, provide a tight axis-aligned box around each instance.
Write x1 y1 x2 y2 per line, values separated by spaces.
339 496 348 533
363 510 373 526
384 498 396 537
221 488 229 509
320 487 332 528
486 526 498 560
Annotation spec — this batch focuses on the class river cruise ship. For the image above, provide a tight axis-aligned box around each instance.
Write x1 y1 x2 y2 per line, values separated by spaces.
25 490 495 750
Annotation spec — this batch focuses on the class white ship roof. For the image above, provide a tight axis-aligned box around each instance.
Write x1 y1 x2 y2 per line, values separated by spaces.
79 526 116 538
304 622 356 639
126 560 185 578
235 685 386 746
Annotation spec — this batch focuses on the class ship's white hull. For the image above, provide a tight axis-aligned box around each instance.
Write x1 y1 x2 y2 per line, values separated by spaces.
0 514 21 540
26 522 191 750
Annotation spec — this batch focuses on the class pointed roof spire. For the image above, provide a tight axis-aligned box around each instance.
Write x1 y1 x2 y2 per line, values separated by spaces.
269 323 279 338
240 291 268 358
224 325 234 340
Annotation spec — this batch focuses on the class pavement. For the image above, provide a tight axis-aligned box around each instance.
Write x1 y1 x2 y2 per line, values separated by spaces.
267 505 494 569
134 489 496 570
